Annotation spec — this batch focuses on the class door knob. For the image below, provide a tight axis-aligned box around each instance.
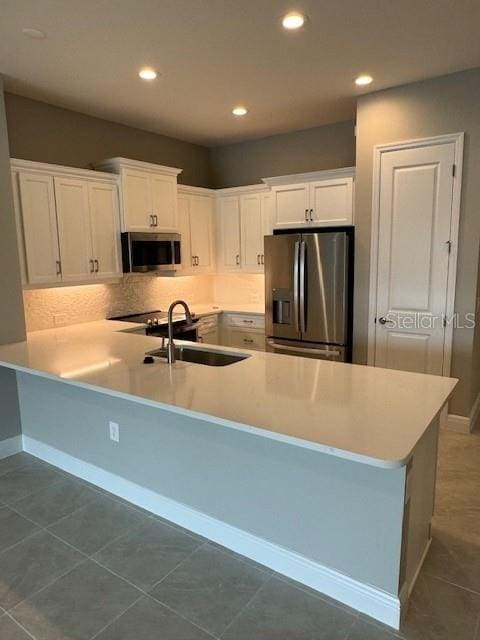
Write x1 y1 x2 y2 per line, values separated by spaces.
378 316 389 325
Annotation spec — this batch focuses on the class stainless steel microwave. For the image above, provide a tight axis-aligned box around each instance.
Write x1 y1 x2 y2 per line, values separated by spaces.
121 232 181 273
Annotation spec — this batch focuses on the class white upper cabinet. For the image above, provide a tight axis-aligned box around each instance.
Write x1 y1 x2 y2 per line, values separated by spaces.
88 182 121 279
264 168 355 229
218 195 242 270
271 183 310 228
216 187 272 273
178 187 215 273
54 177 93 282
11 159 121 287
122 169 152 232
17 172 61 285
95 158 182 233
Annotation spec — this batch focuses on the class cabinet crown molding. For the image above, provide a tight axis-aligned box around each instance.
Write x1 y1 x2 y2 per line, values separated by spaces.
178 184 216 196
215 183 271 197
262 166 355 187
95 157 183 177
10 158 118 183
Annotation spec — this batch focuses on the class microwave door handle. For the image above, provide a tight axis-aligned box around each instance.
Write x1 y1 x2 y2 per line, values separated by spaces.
293 240 300 333
299 240 306 334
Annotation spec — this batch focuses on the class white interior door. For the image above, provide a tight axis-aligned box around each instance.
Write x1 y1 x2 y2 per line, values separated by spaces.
18 172 61 284
88 182 121 278
240 193 263 272
374 142 456 375
54 177 93 282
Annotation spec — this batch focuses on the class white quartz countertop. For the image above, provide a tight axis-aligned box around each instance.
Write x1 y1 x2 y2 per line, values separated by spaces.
0 320 456 469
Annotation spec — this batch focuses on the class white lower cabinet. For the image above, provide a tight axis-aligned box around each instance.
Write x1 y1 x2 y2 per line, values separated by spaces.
12 160 121 286
217 189 272 273
178 188 215 273
220 313 266 351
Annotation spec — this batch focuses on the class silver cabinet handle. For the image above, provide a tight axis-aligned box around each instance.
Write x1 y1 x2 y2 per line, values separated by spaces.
192 256 195 267
150 214 155 227
195 256 199 266
154 215 158 227
89 259 95 273
261 254 264 265
309 208 314 222
243 319 254 324
257 254 260 265
243 338 254 344
304 208 308 222
267 340 341 357
236 254 240 265
56 260 62 276
95 259 99 273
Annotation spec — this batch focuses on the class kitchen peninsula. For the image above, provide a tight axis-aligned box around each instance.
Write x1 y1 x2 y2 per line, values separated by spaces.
0 321 456 629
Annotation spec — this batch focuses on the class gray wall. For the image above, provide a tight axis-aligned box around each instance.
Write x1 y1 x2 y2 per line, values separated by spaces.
5 93 212 188
354 68 480 416
0 78 26 443
18 372 405 595
209 120 355 188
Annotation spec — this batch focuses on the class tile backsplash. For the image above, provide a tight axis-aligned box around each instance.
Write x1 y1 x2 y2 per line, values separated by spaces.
23 274 265 331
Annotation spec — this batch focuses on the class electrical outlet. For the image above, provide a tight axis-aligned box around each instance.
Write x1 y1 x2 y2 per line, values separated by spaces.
53 313 67 327
109 421 120 443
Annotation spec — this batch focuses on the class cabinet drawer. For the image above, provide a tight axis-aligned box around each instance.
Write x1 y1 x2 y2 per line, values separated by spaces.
229 329 265 351
226 314 265 329
196 314 219 332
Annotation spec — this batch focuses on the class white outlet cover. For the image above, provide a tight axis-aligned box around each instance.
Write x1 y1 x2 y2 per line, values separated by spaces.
109 421 120 443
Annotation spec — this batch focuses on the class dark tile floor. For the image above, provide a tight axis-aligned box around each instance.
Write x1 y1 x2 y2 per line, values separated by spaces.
0 430 479 639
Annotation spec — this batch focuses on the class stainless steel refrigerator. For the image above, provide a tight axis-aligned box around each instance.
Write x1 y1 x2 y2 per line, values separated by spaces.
264 229 353 362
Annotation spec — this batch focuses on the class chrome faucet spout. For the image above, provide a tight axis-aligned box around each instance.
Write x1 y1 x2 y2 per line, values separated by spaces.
166 300 193 364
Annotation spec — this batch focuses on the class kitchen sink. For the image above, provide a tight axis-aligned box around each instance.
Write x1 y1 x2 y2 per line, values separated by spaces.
147 345 250 367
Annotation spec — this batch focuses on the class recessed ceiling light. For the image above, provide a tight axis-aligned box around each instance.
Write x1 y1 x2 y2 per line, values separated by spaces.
232 106 248 117
282 12 305 30
355 74 373 86
22 28 46 39
138 67 157 81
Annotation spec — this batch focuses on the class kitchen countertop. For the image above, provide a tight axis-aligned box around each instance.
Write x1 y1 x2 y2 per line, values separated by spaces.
0 319 456 468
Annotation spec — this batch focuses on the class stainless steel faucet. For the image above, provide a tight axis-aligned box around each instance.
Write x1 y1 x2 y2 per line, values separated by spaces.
166 300 193 364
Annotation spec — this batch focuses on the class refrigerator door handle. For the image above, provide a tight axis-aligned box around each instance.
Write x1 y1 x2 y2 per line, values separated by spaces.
266 340 341 357
299 240 307 334
293 240 300 333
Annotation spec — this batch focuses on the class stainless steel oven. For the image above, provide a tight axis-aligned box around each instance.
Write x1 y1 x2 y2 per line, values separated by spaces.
121 232 181 273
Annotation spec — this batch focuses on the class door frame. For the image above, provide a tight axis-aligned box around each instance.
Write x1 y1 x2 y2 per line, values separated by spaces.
367 132 464 376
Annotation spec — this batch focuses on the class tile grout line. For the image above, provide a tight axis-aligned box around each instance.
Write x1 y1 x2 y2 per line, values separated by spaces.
89 594 145 640
147 540 209 593
218 579 270 639
422 572 480 599
5 611 39 640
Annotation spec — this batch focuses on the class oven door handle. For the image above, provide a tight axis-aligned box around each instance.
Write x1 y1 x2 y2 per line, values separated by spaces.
267 340 341 357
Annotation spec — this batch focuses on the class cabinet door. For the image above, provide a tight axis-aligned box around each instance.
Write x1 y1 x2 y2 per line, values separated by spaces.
190 195 214 271
54 177 93 282
228 329 265 351
240 194 263 272
88 182 121 278
177 194 193 271
150 173 178 231
122 169 152 231
309 177 353 226
218 196 241 270
18 172 61 285
272 183 310 228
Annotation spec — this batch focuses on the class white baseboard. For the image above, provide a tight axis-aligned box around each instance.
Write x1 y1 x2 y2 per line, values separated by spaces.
0 435 23 460
446 390 480 434
23 435 401 630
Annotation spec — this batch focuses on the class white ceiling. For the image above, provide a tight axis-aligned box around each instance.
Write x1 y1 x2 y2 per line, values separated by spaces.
1 0 479 146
